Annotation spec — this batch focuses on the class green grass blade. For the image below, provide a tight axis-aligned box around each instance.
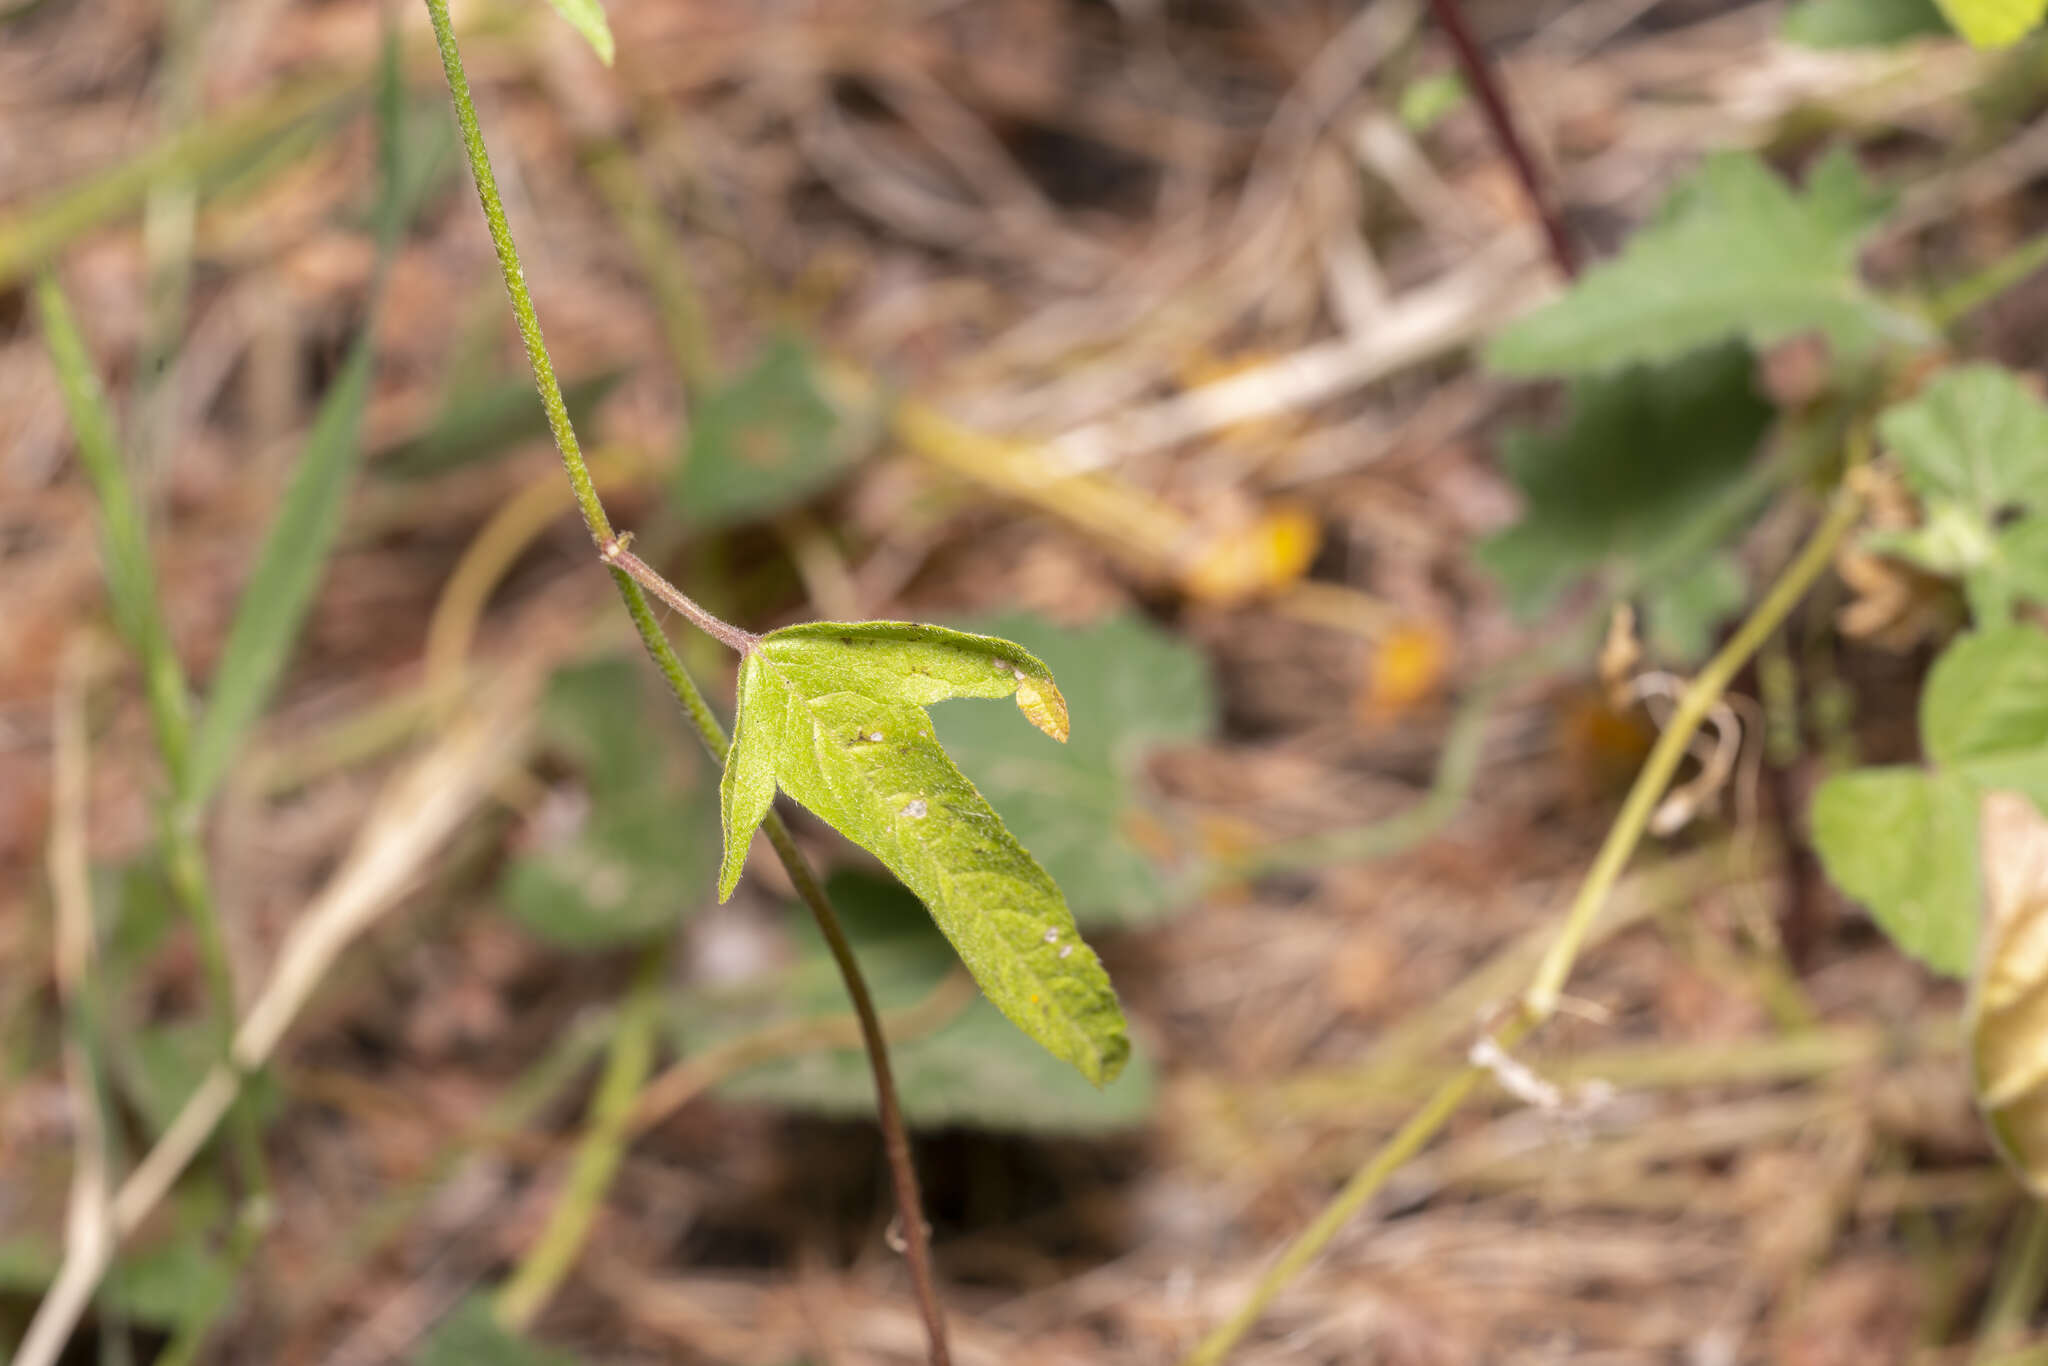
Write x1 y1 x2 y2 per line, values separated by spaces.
34 272 194 783
184 343 375 802
185 38 410 805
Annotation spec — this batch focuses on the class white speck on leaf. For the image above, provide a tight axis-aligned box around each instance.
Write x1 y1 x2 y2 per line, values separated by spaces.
1044 927 1060 943
1059 944 1073 959
902 798 928 819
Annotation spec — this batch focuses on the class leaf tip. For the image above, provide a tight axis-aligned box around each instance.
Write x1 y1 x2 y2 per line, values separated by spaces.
1016 677 1069 743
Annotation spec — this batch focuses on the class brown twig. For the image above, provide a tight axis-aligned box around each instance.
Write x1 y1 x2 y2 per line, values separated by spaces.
1425 0 1579 279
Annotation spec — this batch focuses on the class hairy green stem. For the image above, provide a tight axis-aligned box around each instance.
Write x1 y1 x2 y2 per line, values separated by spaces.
1185 488 1864 1365
421 5 950 1358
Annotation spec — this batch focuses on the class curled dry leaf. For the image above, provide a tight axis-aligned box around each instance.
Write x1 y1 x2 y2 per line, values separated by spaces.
1971 789 2048 1192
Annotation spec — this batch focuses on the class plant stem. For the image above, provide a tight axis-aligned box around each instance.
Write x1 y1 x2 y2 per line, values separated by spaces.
759 813 950 1357
496 952 662 1332
421 5 950 1358
1183 1012 1536 1366
1183 488 1863 1365
1524 489 1862 1017
1425 0 1578 279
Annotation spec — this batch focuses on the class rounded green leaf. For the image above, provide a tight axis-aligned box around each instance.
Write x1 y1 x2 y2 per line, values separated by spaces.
1811 766 1979 976
1922 628 2048 769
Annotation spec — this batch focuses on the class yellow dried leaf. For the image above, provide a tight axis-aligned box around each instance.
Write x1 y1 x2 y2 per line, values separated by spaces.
1971 790 2048 1193
1015 676 1070 743
1180 507 1321 604
1359 620 1450 724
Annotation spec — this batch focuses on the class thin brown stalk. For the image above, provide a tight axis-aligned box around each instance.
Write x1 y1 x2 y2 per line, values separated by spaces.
1425 0 1579 279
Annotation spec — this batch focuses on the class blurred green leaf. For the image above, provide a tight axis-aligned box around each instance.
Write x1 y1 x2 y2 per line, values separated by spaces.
1478 343 1774 618
1882 365 2048 518
1925 628 2048 769
680 874 1156 1132
1813 628 2048 977
541 0 614 65
675 335 850 526
1488 150 1922 376
418 1297 582 1365
1642 552 1747 661
720 621 1128 1085
373 369 626 480
103 1226 239 1328
1782 0 1948 46
115 1016 281 1139
1870 366 2048 625
932 612 1214 926
500 656 720 949
1812 766 1979 976
0 1184 238 1328
1397 73 1466 132
1936 0 2047 44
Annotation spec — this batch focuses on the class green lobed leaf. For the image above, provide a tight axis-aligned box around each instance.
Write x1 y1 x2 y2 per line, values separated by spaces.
1782 0 1949 46
1936 0 2048 44
679 874 1155 1132
720 621 1129 1085
418 1297 582 1365
540 0 614 64
1478 343 1775 618
1879 365 2048 519
1811 765 1980 976
1814 627 2048 978
1487 149 1923 376
675 334 852 526
1864 369 2048 624
932 612 1215 926
499 656 719 948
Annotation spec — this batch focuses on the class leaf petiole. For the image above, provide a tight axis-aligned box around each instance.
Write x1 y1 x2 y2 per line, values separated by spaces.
599 535 761 656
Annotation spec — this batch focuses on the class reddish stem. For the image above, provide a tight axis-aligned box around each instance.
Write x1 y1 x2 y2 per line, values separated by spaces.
1426 0 1580 280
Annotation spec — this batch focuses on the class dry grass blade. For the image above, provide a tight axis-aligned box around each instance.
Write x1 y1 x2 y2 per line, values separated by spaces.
22 641 115 1366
